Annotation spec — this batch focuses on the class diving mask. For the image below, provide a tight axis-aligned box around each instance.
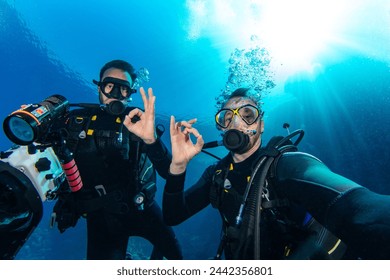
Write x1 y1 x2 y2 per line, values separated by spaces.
93 77 137 101
215 104 262 129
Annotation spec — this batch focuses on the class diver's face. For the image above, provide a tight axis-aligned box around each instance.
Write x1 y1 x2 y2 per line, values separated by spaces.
98 67 133 105
222 97 264 151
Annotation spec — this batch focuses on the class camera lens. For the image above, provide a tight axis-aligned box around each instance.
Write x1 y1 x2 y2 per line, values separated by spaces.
3 115 36 145
3 95 69 145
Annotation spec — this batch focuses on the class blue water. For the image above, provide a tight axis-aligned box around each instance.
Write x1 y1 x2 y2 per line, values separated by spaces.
1 0 389 259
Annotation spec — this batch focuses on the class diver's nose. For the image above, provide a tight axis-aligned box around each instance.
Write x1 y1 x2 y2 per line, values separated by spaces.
229 115 241 128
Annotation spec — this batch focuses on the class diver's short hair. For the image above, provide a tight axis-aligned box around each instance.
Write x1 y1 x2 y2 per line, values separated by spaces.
99 59 137 82
221 87 262 109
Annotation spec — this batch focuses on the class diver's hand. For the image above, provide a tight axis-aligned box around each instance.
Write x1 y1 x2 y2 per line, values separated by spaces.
169 116 204 174
123 87 156 144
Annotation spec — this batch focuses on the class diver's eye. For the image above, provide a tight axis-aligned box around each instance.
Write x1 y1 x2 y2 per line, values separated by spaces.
239 106 258 124
224 112 233 125
120 86 129 96
104 83 114 93
243 113 254 122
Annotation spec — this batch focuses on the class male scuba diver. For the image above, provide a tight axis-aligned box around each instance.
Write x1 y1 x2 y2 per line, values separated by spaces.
0 59 182 260
163 87 390 259
51 59 182 260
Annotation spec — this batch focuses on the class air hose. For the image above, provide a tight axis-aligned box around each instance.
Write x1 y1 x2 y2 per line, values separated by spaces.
238 129 305 259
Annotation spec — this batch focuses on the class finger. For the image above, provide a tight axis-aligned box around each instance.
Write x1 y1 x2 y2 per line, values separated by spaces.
182 127 192 135
139 87 148 108
182 127 202 144
184 127 201 138
195 134 204 150
176 121 187 133
188 118 197 125
188 127 204 148
183 127 204 150
124 115 139 129
128 108 143 119
147 88 155 101
170 115 176 136
177 120 194 129
123 115 131 127
146 88 155 113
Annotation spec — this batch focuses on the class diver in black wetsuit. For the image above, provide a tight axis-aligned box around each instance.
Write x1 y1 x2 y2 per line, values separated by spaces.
163 87 390 260
52 60 182 260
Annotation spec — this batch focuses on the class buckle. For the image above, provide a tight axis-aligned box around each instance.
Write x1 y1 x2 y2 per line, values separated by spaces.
94 185 107 196
134 192 145 211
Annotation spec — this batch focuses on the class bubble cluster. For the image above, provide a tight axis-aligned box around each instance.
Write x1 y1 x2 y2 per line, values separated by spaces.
132 67 150 89
216 43 276 110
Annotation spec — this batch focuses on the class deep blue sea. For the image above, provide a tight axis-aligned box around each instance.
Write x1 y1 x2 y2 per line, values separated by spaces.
1 0 389 260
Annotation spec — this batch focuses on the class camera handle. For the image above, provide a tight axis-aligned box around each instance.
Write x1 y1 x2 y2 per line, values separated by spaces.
52 143 83 193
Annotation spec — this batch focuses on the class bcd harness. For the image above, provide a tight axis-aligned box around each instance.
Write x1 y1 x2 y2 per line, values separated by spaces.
209 130 346 259
51 106 158 232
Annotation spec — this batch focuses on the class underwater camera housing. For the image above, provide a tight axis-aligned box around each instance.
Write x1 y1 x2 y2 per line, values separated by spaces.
1 95 71 259
3 94 70 145
0 144 66 259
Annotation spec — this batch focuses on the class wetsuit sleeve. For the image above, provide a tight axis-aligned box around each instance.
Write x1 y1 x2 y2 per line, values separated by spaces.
274 151 390 259
162 165 215 226
144 138 172 179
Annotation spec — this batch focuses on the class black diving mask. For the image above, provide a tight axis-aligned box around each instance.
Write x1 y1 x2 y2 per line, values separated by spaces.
93 77 137 101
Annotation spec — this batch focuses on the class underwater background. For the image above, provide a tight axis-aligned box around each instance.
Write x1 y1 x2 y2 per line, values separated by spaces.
0 0 389 260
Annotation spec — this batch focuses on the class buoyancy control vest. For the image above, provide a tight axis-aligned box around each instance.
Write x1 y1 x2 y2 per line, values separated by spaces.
209 130 346 259
51 106 157 232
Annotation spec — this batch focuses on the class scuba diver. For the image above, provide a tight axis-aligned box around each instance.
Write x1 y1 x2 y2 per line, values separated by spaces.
163 87 390 260
1 59 182 260
51 59 182 260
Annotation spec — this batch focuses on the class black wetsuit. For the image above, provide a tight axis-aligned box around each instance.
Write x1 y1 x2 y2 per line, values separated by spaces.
57 107 182 260
163 147 390 259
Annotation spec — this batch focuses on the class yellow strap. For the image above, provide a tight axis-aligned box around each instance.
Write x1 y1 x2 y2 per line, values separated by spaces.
328 239 342 254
